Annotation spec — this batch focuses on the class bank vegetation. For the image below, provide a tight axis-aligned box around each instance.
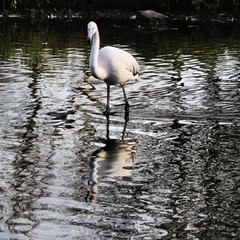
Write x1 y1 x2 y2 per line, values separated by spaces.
1 0 240 14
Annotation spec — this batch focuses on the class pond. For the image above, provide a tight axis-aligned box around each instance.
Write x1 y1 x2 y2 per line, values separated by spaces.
0 16 240 239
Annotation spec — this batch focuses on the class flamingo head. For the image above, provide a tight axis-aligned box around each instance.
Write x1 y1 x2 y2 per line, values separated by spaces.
87 21 98 46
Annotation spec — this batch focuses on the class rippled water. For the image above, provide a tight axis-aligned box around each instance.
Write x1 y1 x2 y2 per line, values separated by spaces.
0 18 240 239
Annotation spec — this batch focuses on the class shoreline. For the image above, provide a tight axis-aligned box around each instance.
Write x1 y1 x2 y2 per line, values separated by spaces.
1 9 239 26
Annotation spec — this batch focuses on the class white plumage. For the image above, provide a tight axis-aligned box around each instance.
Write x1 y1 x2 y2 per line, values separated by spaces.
87 21 139 117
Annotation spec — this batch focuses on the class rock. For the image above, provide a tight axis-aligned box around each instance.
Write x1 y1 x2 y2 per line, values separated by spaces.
137 10 169 29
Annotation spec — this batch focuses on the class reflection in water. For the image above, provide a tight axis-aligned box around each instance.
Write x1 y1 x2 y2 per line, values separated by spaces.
9 65 42 236
88 116 138 203
165 121 240 239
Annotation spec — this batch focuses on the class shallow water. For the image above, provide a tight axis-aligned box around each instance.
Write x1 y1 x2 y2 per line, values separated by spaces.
0 18 240 239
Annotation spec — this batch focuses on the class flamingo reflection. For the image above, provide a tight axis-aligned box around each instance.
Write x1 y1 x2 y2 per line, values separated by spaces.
87 116 138 203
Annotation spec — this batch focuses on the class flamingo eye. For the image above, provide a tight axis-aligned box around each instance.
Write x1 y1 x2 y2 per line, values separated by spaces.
89 28 94 35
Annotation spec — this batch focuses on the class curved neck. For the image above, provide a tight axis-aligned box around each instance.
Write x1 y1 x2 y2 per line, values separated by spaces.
90 30 99 71
90 30 106 79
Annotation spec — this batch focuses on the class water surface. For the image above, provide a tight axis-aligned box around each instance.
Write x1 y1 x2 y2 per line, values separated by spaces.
0 18 240 239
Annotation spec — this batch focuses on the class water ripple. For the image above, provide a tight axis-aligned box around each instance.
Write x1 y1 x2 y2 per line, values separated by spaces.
1 20 240 240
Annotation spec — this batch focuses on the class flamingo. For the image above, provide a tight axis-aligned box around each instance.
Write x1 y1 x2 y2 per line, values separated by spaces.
87 21 140 118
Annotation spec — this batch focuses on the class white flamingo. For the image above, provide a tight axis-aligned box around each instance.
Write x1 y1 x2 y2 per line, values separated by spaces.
87 21 140 118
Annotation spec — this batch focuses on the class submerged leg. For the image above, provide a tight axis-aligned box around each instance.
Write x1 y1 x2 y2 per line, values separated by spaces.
121 118 128 141
122 85 129 121
106 113 110 140
103 85 110 116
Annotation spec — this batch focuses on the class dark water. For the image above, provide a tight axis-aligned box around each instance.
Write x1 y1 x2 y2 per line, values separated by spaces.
0 17 240 239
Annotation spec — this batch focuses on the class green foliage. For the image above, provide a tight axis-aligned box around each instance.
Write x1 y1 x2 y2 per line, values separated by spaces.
192 0 239 12
1 0 240 12
11 0 17 8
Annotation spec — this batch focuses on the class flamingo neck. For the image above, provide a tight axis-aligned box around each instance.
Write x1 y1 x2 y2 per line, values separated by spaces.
90 30 106 79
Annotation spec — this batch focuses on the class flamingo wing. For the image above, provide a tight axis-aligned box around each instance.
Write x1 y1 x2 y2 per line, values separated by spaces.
98 46 139 85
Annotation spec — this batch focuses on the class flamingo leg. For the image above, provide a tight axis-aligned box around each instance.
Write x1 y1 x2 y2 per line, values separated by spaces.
122 85 129 106
122 85 129 121
106 113 110 140
103 85 110 116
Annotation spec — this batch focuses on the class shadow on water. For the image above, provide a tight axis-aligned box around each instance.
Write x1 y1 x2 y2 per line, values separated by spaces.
0 17 240 239
88 116 138 203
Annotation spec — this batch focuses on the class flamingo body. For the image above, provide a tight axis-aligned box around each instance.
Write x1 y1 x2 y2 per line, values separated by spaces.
97 46 139 85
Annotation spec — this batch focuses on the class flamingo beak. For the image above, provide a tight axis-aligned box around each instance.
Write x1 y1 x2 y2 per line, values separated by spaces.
88 36 91 46
87 28 94 46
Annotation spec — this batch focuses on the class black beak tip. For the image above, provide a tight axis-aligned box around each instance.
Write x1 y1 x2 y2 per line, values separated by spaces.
87 38 91 46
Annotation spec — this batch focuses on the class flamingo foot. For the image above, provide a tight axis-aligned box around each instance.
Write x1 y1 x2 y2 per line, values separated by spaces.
103 107 110 117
